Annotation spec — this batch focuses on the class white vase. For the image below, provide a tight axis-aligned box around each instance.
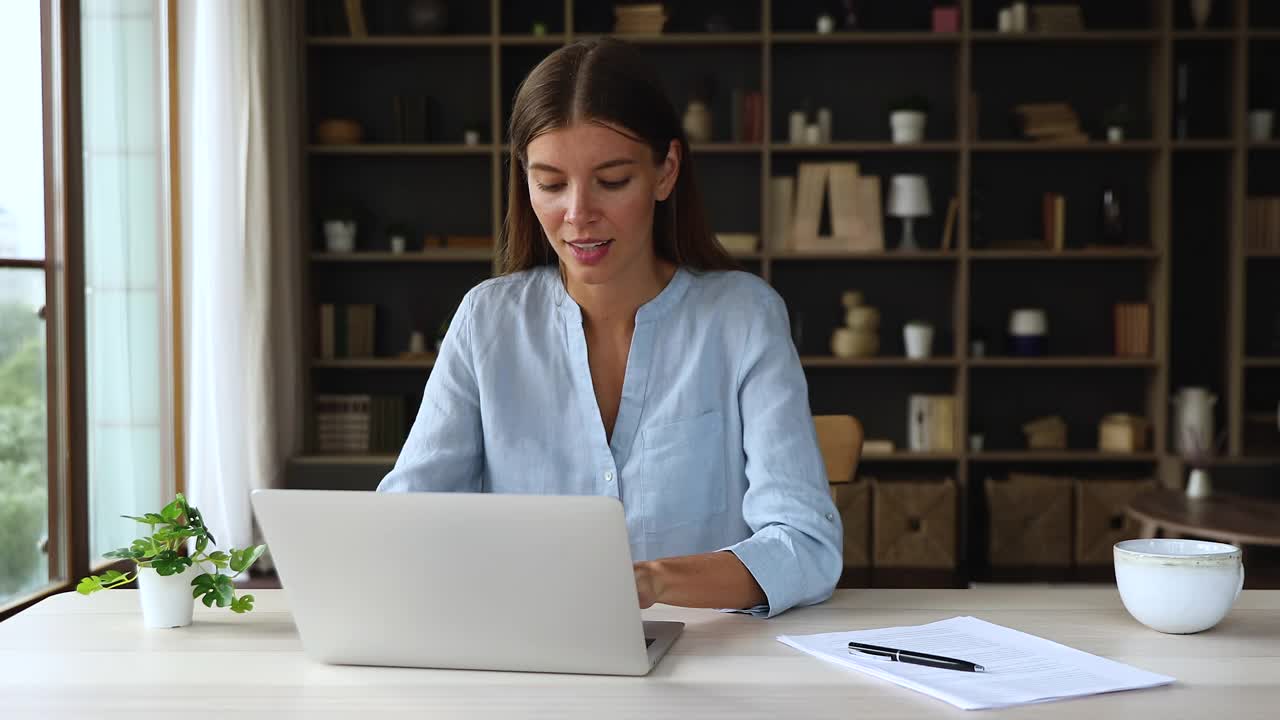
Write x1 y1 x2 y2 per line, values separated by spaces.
1106 126 1124 143
323 220 357 253
890 111 926 144
1190 0 1212 29
903 322 934 359
136 563 202 629
682 100 712 143
1172 386 1217 456
1186 468 1212 499
1248 110 1274 142
788 110 807 144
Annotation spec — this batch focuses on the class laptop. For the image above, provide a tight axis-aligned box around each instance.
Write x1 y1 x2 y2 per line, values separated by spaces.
249 489 684 676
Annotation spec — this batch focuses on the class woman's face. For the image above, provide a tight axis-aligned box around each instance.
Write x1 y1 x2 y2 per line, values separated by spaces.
525 121 679 292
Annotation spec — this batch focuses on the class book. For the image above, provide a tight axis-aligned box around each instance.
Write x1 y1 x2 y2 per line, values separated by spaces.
908 395 956 452
1042 192 1065 250
343 0 367 38
791 163 829 247
315 393 405 454
316 303 376 358
940 196 959 250
853 176 884 252
826 162 861 245
1114 302 1151 356
768 177 795 250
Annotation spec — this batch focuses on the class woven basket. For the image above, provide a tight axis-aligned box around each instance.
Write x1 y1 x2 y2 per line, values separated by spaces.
873 477 957 569
986 473 1074 568
1075 477 1157 566
830 481 871 568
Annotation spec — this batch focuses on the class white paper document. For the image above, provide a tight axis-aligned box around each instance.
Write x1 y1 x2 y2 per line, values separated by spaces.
778 616 1174 711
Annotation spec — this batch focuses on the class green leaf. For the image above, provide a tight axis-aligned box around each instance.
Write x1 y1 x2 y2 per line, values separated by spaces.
195 535 208 555
160 496 184 523
229 545 266 574
192 572 235 608
99 570 126 584
76 576 104 595
155 527 199 544
230 594 255 613
122 512 168 526
75 569 131 595
205 551 230 569
151 550 193 576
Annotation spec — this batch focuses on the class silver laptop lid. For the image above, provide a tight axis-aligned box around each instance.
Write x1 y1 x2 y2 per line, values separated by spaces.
250 489 654 675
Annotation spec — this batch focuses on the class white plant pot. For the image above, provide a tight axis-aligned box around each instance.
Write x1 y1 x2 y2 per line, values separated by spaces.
323 220 357 253
1106 126 1125 143
137 563 201 629
1248 110 1274 142
890 111 927 144
903 322 935 359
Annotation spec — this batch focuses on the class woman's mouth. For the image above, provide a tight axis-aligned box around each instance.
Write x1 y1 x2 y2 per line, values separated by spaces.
567 238 614 266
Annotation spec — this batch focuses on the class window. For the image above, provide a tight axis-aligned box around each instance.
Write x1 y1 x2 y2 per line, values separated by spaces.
0 0 53 609
81 0 174 564
2 0 177 619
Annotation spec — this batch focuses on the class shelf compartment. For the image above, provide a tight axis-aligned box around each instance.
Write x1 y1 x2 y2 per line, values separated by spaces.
801 356 959 368
969 356 1157 368
307 144 494 156
311 251 494 263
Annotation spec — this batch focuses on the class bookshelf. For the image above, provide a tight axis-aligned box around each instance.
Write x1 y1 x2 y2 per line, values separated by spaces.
294 0 1279 586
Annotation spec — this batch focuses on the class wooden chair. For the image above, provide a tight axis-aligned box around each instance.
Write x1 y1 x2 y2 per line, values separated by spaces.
814 415 864 485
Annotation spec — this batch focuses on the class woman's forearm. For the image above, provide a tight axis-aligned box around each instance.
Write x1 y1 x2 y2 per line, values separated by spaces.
635 550 766 611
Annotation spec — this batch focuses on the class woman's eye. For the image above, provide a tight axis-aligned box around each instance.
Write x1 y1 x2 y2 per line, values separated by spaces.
600 177 631 190
536 182 565 192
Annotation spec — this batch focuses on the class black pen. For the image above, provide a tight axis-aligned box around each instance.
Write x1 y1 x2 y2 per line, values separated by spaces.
848 641 985 673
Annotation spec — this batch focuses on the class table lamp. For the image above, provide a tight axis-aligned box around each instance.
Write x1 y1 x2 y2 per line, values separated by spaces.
887 174 931 251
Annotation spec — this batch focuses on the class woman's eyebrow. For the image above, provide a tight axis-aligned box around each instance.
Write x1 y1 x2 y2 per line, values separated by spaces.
527 158 636 173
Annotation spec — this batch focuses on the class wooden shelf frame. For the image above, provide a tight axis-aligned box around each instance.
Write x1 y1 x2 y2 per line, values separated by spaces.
294 0 1280 586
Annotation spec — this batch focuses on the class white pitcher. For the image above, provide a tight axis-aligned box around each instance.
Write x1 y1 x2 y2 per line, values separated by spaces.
1172 386 1217 456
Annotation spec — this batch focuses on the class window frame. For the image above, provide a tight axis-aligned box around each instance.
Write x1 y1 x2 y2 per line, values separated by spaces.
0 0 182 621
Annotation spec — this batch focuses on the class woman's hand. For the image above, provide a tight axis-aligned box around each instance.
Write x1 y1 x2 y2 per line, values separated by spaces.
633 561 662 608
632 552 765 611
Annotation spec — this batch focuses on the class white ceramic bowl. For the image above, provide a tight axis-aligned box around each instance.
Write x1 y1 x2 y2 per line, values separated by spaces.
1114 538 1244 634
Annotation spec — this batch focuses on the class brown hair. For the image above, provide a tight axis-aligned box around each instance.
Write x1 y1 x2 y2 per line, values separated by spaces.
499 38 737 276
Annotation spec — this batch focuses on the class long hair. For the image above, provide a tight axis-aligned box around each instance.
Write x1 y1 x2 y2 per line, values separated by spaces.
499 38 737 275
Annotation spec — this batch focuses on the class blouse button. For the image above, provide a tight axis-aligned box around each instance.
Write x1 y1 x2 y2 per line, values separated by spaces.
604 471 615 483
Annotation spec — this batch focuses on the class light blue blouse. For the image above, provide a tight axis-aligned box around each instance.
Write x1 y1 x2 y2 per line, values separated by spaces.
377 265 843 617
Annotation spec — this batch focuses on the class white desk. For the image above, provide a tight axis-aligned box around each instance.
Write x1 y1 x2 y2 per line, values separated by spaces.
3 588 1278 719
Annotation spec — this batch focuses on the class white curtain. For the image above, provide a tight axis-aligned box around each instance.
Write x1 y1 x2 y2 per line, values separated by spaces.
179 0 303 561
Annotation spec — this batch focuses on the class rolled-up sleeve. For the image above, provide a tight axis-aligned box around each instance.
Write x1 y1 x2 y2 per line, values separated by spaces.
377 290 484 493
722 289 844 617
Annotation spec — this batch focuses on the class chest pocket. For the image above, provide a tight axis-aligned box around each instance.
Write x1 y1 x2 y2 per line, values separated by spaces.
639 410 727 534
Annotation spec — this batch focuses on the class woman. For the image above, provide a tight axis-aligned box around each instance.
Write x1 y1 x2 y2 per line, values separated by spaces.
378 38 842 618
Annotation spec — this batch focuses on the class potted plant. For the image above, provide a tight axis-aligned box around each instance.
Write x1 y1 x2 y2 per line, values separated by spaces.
321 207 358 253
889 95 930 144
1103 103 1133 143
76 493 267 629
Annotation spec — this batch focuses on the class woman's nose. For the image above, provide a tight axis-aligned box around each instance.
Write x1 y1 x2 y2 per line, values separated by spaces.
564 184 599 227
